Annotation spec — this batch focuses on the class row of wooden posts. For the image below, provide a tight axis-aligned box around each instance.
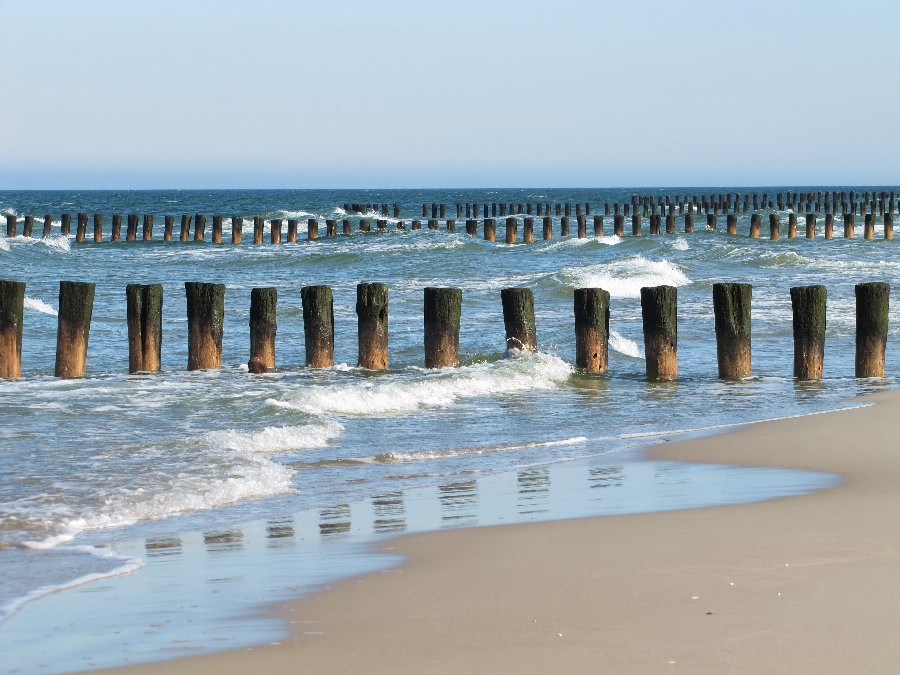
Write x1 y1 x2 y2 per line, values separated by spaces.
4 211 898 243
0 279 889 382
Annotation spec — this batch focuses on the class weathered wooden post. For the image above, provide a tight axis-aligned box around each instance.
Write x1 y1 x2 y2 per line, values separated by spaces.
790 285 826 380
61 213 71 237
427 219 438 230
439 203 446 218
324 219 335 237
523 217 534 243
143 214 154 241
342 219 352 235
232 216 243 244
163 215 174 242
649 214 660 235
594 215 604 236
543 216 553 240
193 214 206 242
5 214 16 237
885 213 894 241
574 287 609 373
0 280 25 378
684 213 694 233
843 213 855 238
55 281 95 378
560 216 570 237
805 213 816 239
212 215 223 244
125 214 137 242
43 214 53 238
614 214 625 236
484 218 496 242
424 287 462 368
824 213 834 240
410 219 420 231
185 282 224 370
23 215 33 238
356 282 388 370
126 284 163 373
253 216 264 244
505 216 517 244
359 218 371 232
89 214 101 242
787 213 797 239
465 219 477 236
307 218 318 241
769 213 780 240
864 214 875 240
640 285 677 381
76 213 87 243
713 283 751 378
180 215 191 242
855 282 889 378
707 213 717 231
726 213 737 235
270 218 282 244
302 285 334 368
501 288 536 353
577 214 587 238
247 287 276 373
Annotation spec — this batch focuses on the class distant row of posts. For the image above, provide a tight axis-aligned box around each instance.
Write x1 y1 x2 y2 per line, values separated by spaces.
0 279 889 382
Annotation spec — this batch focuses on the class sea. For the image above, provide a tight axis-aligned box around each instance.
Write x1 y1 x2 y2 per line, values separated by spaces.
0 187 896 672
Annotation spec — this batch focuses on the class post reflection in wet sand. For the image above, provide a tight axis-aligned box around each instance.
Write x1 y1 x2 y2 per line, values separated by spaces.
144 536 182 557
372 493 406 534
202 529 243 553
516 468 550 516
438 479 478 528
319 504 351 538
266 517 295 547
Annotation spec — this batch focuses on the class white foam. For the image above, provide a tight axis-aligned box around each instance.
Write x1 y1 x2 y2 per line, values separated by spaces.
0 235 70 252
24 297 58 316
0 238 9 252
269 353 572 416
376 436 588 463
670 238 690 251
558 255 691 298
205 421 344 453
538 235 621 252
609 330 644 358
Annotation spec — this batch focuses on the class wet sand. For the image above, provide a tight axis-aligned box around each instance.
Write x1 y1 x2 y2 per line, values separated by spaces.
113 390 900 674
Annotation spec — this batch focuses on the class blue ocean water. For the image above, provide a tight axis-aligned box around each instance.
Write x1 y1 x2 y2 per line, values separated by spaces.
0 187 895 671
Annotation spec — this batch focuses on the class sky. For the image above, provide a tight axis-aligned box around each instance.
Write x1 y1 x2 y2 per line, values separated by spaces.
3 0 899 189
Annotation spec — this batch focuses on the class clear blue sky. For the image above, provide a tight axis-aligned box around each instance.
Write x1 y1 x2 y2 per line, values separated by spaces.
3 0 898 188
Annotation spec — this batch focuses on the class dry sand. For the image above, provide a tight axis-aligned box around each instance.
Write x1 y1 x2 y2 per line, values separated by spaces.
115 390 900 674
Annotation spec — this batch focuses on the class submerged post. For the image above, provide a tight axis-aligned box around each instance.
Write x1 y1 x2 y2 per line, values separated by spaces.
790 285 826 380
500 288 536 353
886 213 894 241
270 218 282 244
505 216 517 244
163 215 174 242
356 282 388 370
92 214 103 243
212 215 223 244
126 284 163 373
76 213 87 243
523 217 534 243
805 213 816 239
769 213 780 240
484 218 496 242
232 216 243 244
749 213 761 238
0 279 25 378
253 217 264 244
248 287 277 373
55 281 95 378
423 287 462 368
5 214 16 237
308 218 319 241
640 285 677 381
180 215 191 242
185 282 224 370
194 214 206 242
143 214 154 241
855 282 889 378
713 283 751 378
864 213 875 240
61 213 71 237
43 214 52 238
23 215 33 238
824 213 834 240
301 285 334 368
574 287 610 373
543 216 553 240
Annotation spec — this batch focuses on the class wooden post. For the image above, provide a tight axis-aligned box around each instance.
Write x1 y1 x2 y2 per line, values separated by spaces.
505 216 517 244
253 216 264 244
359 218 370 233
411 219 420 231
614 214 625 236
560 216 570 237
543 216 553 240
885 213 894 241
427 219 438 230
713 283 751 378
593 215 603 236
61 213 71 237
42 214 53 238
356 282 388 369
501 288 536 353
424 287 462 368
163 215 174 242
706 213 717 230
212 215 223 244
143 214 154 241
91 214 102 242
484 218 496 242
790 285 826 380
855 282 889 378
185 282 224 370
787 213 797 239
5 214 16 237
302 285 334 368
843 213 855 238
769 213 780 240
23 215 33 238
55 281 95 378
232 216 243 244
522 217 534 243
649 214 660 235
271 219 282 244
864 214 875 240
325 219 336 237
194 214 206 241
0 280 25 378
684 213 694 233
180 215 191 242
577 214 587 238
640 285 677 381
726 213 737 235
76 213 87 243
825 213 834 240
248 287 277 373
126 284 163 373
342 219 352 235
805 213 816 239
574 287 609 373
126 214 138 242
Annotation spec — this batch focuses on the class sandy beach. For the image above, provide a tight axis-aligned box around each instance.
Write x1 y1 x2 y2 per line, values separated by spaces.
106 388 900 674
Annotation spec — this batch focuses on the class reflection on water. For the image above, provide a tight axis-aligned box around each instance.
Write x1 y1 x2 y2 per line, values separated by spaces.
588 465 624 491
203 530 243 553
372 493 405 534
266 517 295 547
438 480 478 527
144 536 182 557
319 504 351 538
517 468 550 516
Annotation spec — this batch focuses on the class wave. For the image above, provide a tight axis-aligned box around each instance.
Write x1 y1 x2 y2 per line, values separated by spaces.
556 255 691 298
24 297 58 316
609 330 644 358
372 436 588 463
267 352 572 416
538 235 621 252
0 235 70 253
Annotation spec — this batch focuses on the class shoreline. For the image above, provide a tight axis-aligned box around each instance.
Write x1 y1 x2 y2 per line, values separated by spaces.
108 388 900 674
